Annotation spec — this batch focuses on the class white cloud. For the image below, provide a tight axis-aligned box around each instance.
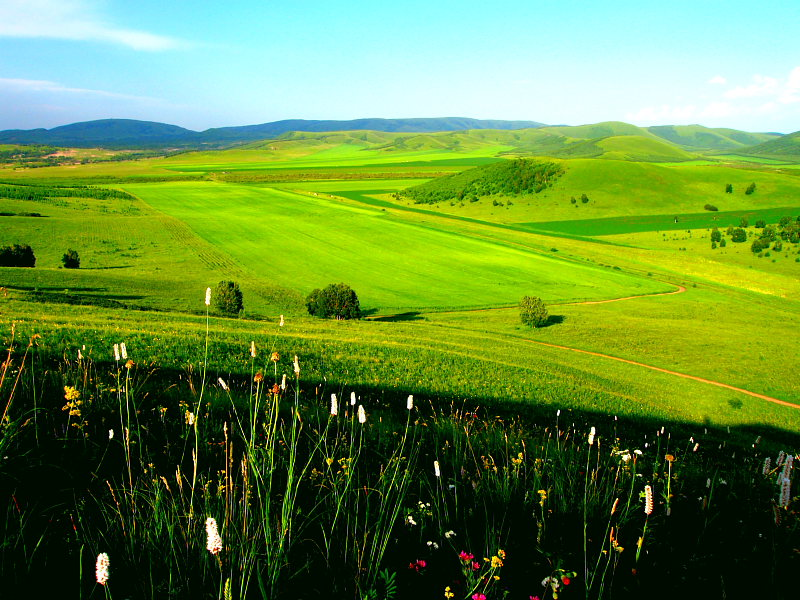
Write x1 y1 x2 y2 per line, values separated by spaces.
626 104 698 124
0 77 161 102
723 74 779 99
0 0 185 51
708 75 727 85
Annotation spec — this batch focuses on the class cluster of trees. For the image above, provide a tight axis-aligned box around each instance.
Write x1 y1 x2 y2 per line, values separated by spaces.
0 244 36 267
750 215 800 253
306 283 361 320
402 159 564 205
0 183 135 202
570 193 590 205
723 183 756 194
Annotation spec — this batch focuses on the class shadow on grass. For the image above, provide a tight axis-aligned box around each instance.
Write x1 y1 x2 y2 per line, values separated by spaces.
367 311 424 322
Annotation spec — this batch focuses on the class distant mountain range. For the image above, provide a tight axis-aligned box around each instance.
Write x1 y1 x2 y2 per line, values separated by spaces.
0 117 795 158
0 117 547 147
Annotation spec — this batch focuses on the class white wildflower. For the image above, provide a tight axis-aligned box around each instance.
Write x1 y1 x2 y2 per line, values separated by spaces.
95 552 110 585
350 391 357 406
444 529 456 539
205 517 223 555
434 460 441 477
218 377 228 391
205 287 211 306
113 344 120 361
330 394 338 416
407 395 414 410
250 341 256 358
108 429 114 440
357 404 366 424
588 426 596 446
120 342 127 360
279 314 284 327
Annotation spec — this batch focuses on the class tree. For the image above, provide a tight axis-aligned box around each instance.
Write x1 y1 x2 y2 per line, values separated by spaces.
725 183 733 193
213 281 244 316
710 228 721 243
306 283 361 320
519 295 549 328
580 193 590 204
0 244 35 267
740 217 749 228
745 182 756 195
62 249 80 269
731 228 747 243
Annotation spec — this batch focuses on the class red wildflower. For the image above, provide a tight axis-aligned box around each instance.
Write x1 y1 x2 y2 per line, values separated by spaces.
561 576 571 586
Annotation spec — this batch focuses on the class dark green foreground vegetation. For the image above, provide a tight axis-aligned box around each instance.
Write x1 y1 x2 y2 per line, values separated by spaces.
1 323 797 599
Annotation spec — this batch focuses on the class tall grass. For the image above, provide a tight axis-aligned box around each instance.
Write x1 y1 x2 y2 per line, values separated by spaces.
0 306 797 599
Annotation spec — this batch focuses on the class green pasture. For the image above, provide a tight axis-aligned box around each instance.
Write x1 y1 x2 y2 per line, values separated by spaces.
122 181 668 311
522 206 800 236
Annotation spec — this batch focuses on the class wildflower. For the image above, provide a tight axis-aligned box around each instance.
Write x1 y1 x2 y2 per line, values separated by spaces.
350 391 357 406
472 561 480 571
250 341 256 358
113 344 120 361
77 348 82 360
271 384 280 395
665 454 675 462
497 549 506 559
358 405 366 424
185 411 195 426
293 355 300 376
281 374 286 390
95 552 110 585
406 515 417 526
279 314 284 327
472 594 486 600
434 460 441 477
780 477 792 507
588 426 596 446
205 517 223 555
644 485 654 515
64 386 80 401
444 587 455 599
444 530 456 539
459 551 474 562
108 429 114 440
693 443 699 452
610 497 620 515
120 343 127 360
407 394 414 410
270 351 280 362
218 377 229 391
762 456 771 475
427 540 439 550
561 576 571 585
205 287 211 306
330 394 338 416
491 555 503 568
254 372 264 383
781 455 794 480
409 559 427 572
125 359 134 369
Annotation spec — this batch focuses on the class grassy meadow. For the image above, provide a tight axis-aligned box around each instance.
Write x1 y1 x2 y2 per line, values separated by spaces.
1 128 799 598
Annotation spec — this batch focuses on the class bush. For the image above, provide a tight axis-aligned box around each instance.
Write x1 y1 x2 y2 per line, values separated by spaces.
0 244 35 267
519 295 548 328
704 204 718 211
306 283 361 320
745 182 756 195
710 228 721 242
213 281 244 316
62 249 80 269
580 193 590 204
731 228 747 243
755 220 766 228
725 183 733 193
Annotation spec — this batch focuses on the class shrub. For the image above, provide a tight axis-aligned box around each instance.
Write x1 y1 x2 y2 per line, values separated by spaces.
745 182 756 195
580 193 590 204
755 220 766 228
704 204 718 211
710 228 721 242
62 249 80 269
519 295 548 328
306 283 361 320
0 244 35 267
751 238 770 253
725 183 733 193
740 218 749 228
213 281 244 316
731 228 747 243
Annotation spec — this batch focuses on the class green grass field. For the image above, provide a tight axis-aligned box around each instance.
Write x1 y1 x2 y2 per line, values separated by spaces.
2 131 799 433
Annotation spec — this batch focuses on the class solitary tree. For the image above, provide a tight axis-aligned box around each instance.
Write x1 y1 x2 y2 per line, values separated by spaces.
520 295 549 328
213 281 244 316
710 228 721 243
725 183 733 193
306 283 361 320
62 249 80 269
745 182 756 195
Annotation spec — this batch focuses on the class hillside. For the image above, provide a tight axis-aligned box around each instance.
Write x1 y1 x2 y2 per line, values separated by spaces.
402 158 564 204
647 125 779 150
0 117 547 148
741 130 800 158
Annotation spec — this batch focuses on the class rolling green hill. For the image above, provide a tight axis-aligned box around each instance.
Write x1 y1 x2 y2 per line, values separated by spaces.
646 125 779 150
741 130 800 158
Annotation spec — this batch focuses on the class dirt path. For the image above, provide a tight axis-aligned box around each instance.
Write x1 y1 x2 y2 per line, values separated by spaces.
563 285 687 305
520 337 799 410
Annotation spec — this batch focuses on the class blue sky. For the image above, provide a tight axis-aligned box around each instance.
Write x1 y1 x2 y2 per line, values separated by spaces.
1 0 798 133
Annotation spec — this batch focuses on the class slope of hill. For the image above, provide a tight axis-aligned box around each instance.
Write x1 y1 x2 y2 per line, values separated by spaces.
0 119 195 147
647 125 779 150
741 130 800 158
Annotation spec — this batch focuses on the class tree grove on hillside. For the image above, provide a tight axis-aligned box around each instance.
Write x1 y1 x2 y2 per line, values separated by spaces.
520 295 549 328
213 281 244 316
0 244 36 267
306 283 361 320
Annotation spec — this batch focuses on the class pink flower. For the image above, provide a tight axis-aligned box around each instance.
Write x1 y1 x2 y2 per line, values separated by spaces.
472 561 481 571
472 594 487 600
459 551 474 562
408 559 427 573
530 596 541 600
